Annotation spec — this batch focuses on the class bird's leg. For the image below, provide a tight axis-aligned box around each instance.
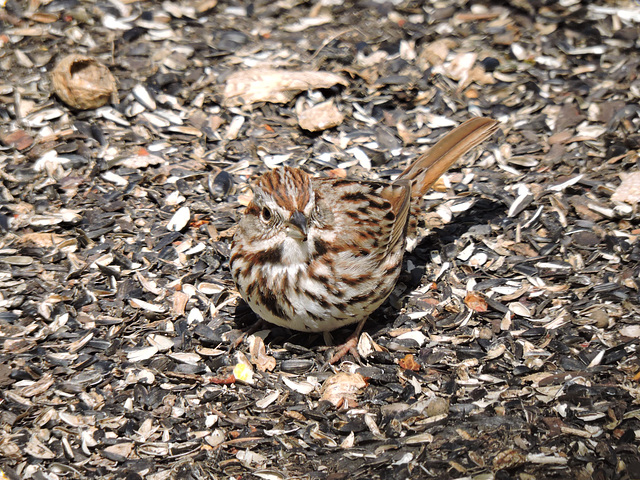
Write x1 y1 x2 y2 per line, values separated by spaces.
327 318 367 364
231 318 268 349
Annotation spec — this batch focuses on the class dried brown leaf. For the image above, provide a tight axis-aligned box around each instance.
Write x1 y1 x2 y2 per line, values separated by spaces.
465 292 488 313
320 372 367 408
398 354 420 371
249 335 276 372
51 54 117 110
223 68 348 106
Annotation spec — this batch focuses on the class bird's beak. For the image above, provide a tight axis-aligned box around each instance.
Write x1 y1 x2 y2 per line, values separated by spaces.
287 210 308 240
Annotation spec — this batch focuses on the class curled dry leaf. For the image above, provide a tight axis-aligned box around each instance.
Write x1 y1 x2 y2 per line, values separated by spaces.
320 372 367 409
223 68 348 106
249 335 276 372
465 292 488 313
51 54 118 110
398 354 420 372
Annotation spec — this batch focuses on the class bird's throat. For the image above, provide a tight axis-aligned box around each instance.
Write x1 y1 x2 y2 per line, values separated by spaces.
280 236 310 265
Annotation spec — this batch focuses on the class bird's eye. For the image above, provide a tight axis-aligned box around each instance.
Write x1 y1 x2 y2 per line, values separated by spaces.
260 207 272 222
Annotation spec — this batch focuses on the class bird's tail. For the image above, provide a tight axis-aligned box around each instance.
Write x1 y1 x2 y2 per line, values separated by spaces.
397 117 499 199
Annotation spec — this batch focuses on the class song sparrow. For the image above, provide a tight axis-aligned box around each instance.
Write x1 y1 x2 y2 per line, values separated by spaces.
230 117 499 336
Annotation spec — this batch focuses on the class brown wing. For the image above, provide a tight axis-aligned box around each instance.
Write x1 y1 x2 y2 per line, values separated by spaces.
314 178 410 260
398 117 499 199
379 180 411 257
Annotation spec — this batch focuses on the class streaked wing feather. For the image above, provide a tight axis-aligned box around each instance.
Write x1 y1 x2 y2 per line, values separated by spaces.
380 181 411 256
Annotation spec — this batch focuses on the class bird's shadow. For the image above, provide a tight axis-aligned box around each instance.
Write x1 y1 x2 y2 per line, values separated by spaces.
404 197 508 285
420 197 508 247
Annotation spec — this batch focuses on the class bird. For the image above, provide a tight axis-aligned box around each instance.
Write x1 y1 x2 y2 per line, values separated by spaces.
229 117 499 358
